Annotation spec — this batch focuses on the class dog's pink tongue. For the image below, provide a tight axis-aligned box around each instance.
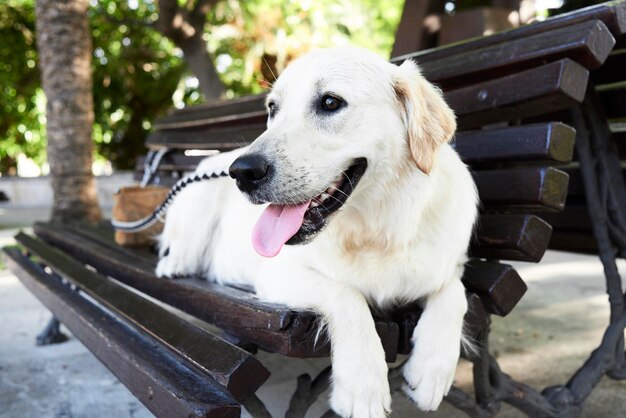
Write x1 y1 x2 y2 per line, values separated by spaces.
252 201 310 257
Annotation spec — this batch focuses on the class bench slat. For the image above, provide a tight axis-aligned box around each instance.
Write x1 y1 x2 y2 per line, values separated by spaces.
94 222 525 317
133 164 571 212
454 122 576 165
402 20 615 90
462 260 527 316
155 95 267 129
447 59 589 129
470 214 553 262
14 233 270 402
141 122 577 169
147 124 265 150
394 2 626 63
548 230 600 254
38 222 526 318
147 60 590 150
474 166 570 211
2 247 241 418
31 222 402 359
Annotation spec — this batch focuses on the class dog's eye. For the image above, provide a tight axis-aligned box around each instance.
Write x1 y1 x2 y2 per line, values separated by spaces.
267 101 277 117
321 95 343 112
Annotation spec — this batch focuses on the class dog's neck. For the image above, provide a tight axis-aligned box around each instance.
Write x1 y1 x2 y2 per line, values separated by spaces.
325 153 440 256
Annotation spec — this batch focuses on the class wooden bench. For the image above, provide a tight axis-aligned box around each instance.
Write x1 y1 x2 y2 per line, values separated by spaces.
4 2 626 417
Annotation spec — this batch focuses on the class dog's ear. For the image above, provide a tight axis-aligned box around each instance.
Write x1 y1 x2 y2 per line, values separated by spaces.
394 60 456 174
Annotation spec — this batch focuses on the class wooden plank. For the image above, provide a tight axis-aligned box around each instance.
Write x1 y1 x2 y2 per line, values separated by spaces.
152 60 589 139
461 260 527 317
135 160 570 215
14 233 270 402
142 122 577 172
471 214 553 262
474 166 570 211
446 59 589 129
133 167 570 212
155 95 267 130
2 247 240 418
73 223 525 321
402 20 615 90
534 204 593 231
146 123 266 150
454 122 576 165
42 221 528 319
395 1 626 64
31 222 401 359
548 230 599 254
136 153 206 173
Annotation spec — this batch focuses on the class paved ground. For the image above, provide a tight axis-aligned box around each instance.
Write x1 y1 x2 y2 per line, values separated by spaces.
1 224 626 417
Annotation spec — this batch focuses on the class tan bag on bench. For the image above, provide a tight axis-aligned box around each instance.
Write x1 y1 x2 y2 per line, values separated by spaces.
112 185 169 246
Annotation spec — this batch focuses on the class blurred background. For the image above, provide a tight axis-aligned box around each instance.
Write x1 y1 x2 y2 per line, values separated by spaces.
0 0 599 182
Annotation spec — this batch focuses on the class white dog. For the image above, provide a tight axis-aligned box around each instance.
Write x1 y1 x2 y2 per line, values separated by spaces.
157 47 478 417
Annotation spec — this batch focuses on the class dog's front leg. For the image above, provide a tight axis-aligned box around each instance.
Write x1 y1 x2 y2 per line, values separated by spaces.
403 277 467 411
256 265 391 418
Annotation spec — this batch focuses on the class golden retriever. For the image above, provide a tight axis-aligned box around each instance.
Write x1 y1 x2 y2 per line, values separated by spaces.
157 47 478 417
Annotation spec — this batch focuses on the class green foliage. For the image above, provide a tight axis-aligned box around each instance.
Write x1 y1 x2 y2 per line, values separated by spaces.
207 0 403 97
89 0 192 169
1 0 403 173
0 1 44 175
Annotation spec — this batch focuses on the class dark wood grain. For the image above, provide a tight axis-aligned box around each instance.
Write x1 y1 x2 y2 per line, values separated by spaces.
136 160 570 214
461 260 528 316
393 1 626 64
31 222 403 359
3 247 241 418
136 153 207 172
454 122 576 165
146 123 266 151
547 230 600 254
474 166 570 211
43 221 527 320
32 222 321 357
402 20 615 90
14 233 270 402
471 214 553 262
141 122 577 174
155 95 267 130
446 59 589 129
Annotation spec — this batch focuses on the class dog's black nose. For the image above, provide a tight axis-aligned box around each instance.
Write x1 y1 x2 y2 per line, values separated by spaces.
229 154 270 192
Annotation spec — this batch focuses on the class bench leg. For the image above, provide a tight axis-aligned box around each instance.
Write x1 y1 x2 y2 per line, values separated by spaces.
285 366 332 418
36 315 69 346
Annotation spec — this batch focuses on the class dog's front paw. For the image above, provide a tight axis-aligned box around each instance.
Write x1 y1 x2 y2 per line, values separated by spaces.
330 357 391 418
402 349 457 411
155 247 194 278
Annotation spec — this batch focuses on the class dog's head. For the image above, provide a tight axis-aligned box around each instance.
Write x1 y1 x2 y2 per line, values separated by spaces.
229 47 456 257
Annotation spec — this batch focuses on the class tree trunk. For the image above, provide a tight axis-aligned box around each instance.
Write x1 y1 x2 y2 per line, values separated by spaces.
156 0 225 100
35 0 102 224
179 33 224 99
